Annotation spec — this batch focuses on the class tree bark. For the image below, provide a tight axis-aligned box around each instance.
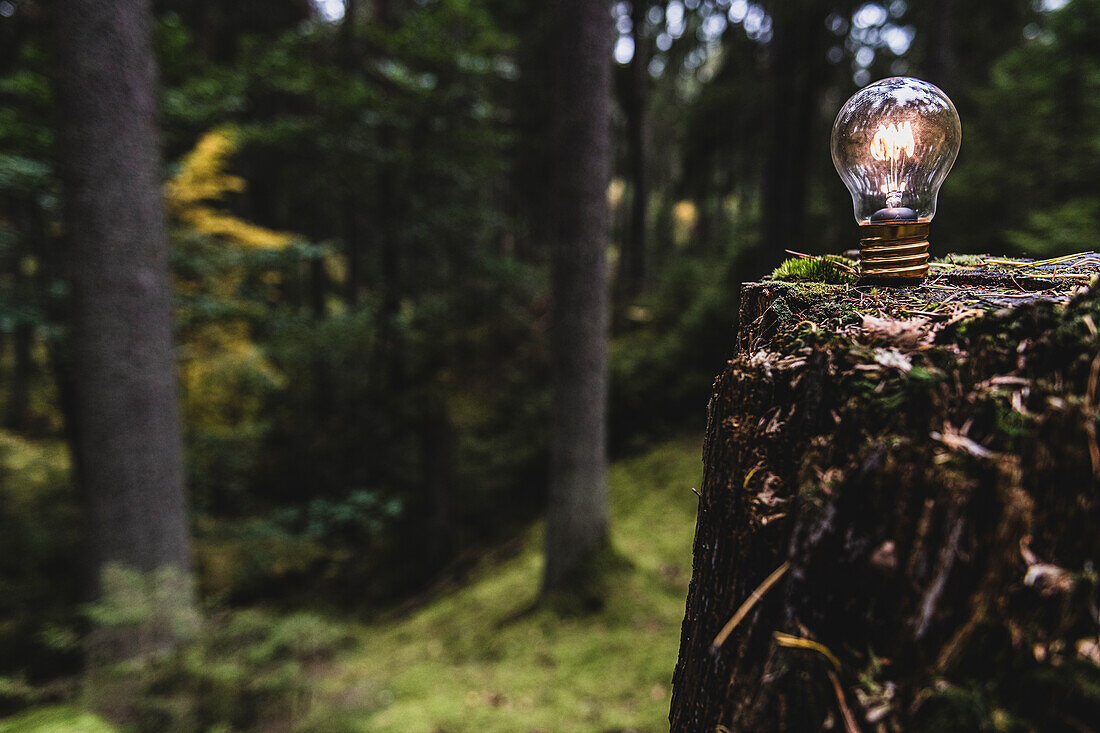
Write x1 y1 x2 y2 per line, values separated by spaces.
619 0 648 298
671 272 1100 730
7 320 32 432
543 0 612 594
925 0 955 88
55 0 194 655
759 0 834 276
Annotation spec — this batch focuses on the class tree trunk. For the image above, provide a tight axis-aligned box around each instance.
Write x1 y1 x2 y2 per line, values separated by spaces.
759 0 833 276
420 391 455 569
543 0 612 594
670 265 1100 730
7 320 32 432
343 193 362 306
925 0 955 88
55 0 194 660
619 0 648 298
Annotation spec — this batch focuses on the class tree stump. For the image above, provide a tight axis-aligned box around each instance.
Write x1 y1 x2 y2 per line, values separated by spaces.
670 255 1100 731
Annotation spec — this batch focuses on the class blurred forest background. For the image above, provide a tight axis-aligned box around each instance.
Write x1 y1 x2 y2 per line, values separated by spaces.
1 0 1098 730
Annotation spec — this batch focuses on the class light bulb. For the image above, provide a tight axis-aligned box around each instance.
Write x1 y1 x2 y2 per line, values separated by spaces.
831 77 961 283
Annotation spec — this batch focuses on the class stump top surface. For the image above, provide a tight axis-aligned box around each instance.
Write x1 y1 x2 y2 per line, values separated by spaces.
738 252 1099 353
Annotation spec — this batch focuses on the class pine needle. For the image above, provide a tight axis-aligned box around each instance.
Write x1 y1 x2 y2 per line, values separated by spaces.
773 631 842 672
710 561 790 651
827 669 861 733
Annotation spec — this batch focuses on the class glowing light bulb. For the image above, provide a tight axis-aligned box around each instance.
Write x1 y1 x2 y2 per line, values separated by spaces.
831 77 961 283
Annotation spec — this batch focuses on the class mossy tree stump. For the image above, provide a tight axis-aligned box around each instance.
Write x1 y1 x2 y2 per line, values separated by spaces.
670 255 1100 731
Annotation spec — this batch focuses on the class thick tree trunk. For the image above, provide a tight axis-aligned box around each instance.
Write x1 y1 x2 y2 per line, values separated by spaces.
671 265 1100 730
55 0 194 657
543 0 612 593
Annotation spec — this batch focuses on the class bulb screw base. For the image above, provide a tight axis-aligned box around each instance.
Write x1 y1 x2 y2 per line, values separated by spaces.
858 221 930 285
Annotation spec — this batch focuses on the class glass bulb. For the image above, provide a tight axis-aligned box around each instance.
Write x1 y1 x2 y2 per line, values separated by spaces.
831 77 961 224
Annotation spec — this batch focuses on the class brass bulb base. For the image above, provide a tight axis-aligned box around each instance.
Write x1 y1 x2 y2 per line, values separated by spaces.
858 221 930 285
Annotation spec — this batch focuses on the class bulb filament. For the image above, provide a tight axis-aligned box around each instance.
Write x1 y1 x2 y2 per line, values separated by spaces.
870 121 915 208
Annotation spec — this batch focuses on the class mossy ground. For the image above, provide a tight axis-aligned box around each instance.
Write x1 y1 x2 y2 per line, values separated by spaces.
0 708 113 733
1 438 702 733
313 438 702 732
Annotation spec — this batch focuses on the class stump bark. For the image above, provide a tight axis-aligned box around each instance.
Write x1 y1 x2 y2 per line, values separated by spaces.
670 259 1100 732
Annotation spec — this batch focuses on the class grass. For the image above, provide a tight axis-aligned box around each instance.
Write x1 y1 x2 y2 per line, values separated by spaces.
311 437 702 732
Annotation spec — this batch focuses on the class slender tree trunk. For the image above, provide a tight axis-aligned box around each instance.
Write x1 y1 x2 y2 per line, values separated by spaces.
6 198 40 432
341 0 358 47
619 0 648 297
366 0 407 391
420 391 454 568
543 0 612 594
7 321 32 432
925 0 955 88
55 0 194 658
339 0 364 309
309 248 334 421
342 194 362 306
759 0 832 276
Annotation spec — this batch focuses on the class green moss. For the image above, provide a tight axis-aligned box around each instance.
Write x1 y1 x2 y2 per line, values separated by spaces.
991 397 1035 441
935 253 988 267
770 295 795 324
0 707 115 733
759 282 862 352
769 256 858 285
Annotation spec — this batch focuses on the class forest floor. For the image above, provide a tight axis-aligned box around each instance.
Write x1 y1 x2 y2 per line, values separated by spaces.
2 437 702 733
319 437 702 732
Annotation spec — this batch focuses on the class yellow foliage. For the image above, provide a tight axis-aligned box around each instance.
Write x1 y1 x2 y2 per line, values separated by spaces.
165 128 292 250
607 178 626 210
178 322 287 431
0 429 70 494
672 200 698 246
166 128 293 434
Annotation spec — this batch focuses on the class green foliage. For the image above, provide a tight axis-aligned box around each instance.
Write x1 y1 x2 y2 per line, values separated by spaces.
83 608 351 733
943 0 1100 257
611 251 741 450
193 516 327 603
147 2 546 604
0 707 115 733
83 565 199 647
1006 199 1100 257
0 433 81 707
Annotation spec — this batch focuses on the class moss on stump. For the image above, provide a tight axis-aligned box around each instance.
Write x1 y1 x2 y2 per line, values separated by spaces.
670 254 1100 731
